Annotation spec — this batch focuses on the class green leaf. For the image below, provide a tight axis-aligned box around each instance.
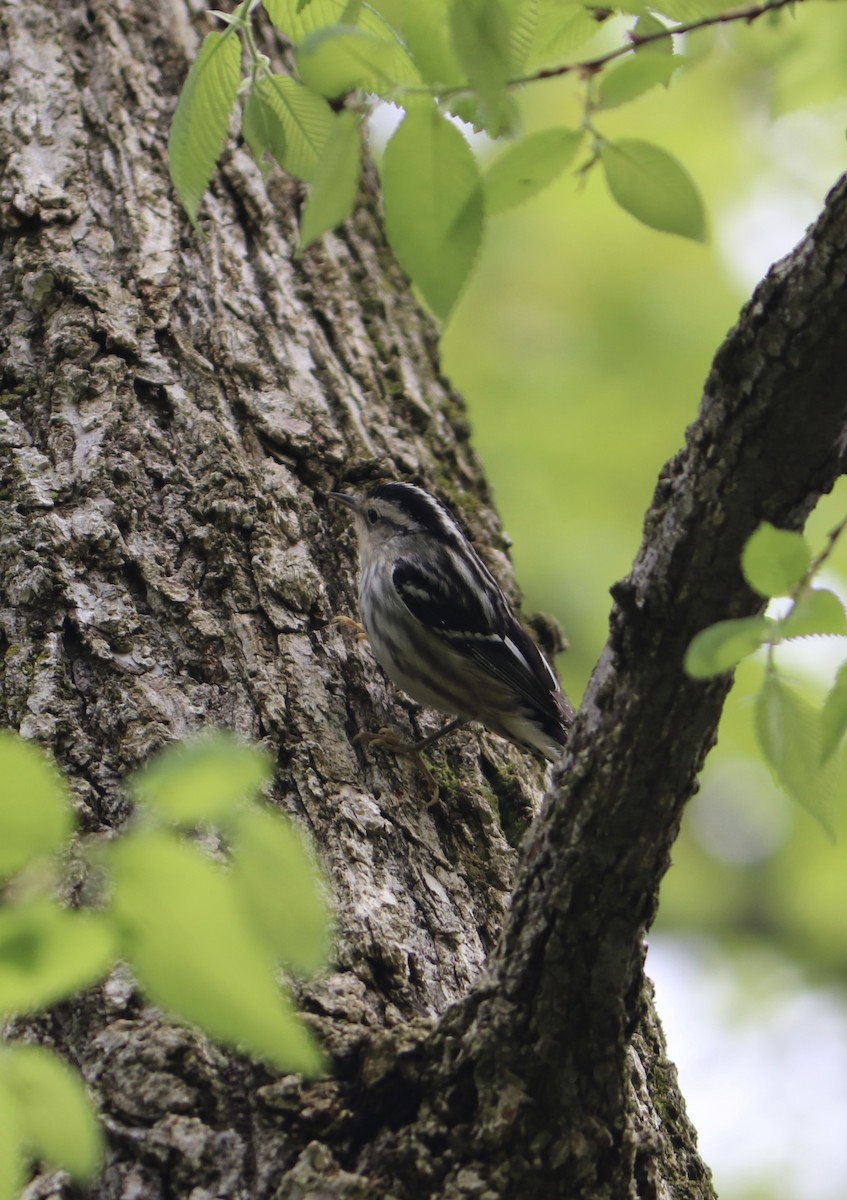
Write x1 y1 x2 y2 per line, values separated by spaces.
600 138 706 241
2 1046 102 1181
651 0 737 18
503 0 540 72
0 901 115 1017
684 615 772 679
0 1080 23 1200
371 0 464 86
242 82 289 169
298 111 362 251
821 660 847 763
780 588 847 640
105 831 324 1074
631 11 674 55
254 75 335 181
381 104 484 319
296 24 419 97
232 808 331 976
0 731 74 879
266 0 383 40
131 733 272 826
755 673 836 836
521 1 598 69
485 128 583 215
596 54 685 110
449 0 513 136
168 30 243 225
742 521 811 597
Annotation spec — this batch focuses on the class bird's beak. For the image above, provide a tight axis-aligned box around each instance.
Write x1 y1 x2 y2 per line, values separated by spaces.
328 491 359 512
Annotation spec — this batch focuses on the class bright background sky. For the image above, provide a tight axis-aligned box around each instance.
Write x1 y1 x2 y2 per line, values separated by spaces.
436 7 847 1196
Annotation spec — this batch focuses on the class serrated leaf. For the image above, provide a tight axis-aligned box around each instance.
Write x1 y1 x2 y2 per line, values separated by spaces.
371 0 465 86
0 732 74 879
232 808 331 975
821 660 847 763
485 128 583 214
131 733 272 826
600 138 706 241
2 1046 103 1181
0 901 115 1016
780 589 847 640
105 831 324 1074
298 111 362 251
0 1081 23 1200
266 0 377 40
755 673 836 836
168 30 242 225
651 0 737 18
632 12 674 55
450 0 513 136
596 54 685 110
742 521 811 597
684 615 772 679
296 24 419 97
259 75 335 181
504 0 541 72
242 82 288 169
381 105 483 319
522 1 598 69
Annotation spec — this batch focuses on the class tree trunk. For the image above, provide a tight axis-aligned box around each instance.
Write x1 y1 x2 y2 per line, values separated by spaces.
2 2 846 1198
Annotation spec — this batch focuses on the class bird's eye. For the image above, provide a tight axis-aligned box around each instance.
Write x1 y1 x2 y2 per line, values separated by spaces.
366 507 379 526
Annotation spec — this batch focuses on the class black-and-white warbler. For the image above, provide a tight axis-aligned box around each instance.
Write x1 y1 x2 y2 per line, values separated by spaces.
330 482 574 761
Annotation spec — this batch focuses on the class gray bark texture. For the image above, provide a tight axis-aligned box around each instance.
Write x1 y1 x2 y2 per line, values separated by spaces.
1 0 846 1197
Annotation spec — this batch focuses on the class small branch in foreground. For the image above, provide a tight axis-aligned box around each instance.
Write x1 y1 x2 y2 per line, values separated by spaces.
515 0 808 85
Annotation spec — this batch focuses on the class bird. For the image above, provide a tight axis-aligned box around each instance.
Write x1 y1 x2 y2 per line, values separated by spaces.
329 482 573 767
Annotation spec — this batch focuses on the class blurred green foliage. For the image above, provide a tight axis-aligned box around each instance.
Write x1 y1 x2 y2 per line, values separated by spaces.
442 5 847 971
0 731 330 1198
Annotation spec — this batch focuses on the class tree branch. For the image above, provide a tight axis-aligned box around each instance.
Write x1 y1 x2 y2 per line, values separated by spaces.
364 173 847 1198
521 0 812 85
486 169 847 1190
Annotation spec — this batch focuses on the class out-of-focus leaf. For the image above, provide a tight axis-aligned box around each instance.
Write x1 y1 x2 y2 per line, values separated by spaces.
780 589 847 640
653 0 744 18
370 0 465 85
821 660 847 763
684 616 772 679
0 901 115 1017
742 521 811 597
296 24 419 97
105 831 324 1073
131 733 272 826
755 673 836 837
632 11 674 54
0 1080 23 1200
232 807 331 975
450 0 513 135
0 731 74 879
2 1045 102 1181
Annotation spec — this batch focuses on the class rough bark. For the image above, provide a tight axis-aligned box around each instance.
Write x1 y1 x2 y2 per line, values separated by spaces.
1 1 845 1198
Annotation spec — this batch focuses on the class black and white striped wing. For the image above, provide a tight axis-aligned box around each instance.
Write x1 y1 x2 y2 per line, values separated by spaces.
392 555 562 720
